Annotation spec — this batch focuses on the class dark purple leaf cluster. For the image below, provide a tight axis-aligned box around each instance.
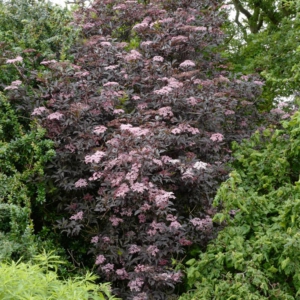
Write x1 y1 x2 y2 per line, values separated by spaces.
8 0 274 298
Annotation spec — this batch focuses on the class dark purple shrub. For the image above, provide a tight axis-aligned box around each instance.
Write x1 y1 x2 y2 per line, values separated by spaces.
10 0 274 298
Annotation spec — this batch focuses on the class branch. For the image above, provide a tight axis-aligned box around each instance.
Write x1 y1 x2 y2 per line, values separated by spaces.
232 0 252 20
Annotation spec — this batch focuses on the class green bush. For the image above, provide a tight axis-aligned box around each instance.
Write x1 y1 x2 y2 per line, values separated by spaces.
0 0 79 87
0 92 55 261
181 110 300 299
0 250 118 300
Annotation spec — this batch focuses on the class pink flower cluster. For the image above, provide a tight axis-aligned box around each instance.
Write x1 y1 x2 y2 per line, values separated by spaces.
124 50 142 62
93 125 107 134
179 60 196 68
120 124 150 136
85 151 106 163
4 80 22 91
171 123 200 135
47 112 64 120
210 133 224 142
128 277 144 292
74 178 88 188
6 56 23 64
32 107 47 116
190 216 213 231
70 211 83 221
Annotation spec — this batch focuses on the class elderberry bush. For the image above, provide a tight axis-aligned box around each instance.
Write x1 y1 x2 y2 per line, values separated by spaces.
4 0 274 298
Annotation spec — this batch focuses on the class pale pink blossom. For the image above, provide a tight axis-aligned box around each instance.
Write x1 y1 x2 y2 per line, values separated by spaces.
153 56 164 62
167 77 183 89
82 22 95 29
70 211 83 221
115 183 130 198
170 221 182 229
75 178 88 188
133 293 148 300
6 56 23 64
166 214 177 222
155 191 176 209
113 4 126 10
158 17 174 24
47 112 64 120
153 159 163 166
179 60 196 68
74 71 90 77
11 80 22 86
4 85 18 91
100 41 112 47
124 50 142 62
140 203 151 211
116 268 128 279
102 236 111 243
132 22 148 31
120 208 132 216
281 113 290 119
134 264 150 273
109 215 124 226
158 106 173 117
85 151 106 163
271 108 284 115
113 109 124 114
91 236 99 244
89 172 103 181
194 26 207 31
254 80 264 86
278 102 289 109
138 214 146 223
210 133 224 142
102 263 114 273
172 271 183 282
93 125 107 134
132 95 141 100
182 168 194 179
95 254 106 265
129 244 141 254
128 277 144 292
225 110 235 115
190 216 213 231
103 81 119 87
154 86 173 95
193 161 208 170
147 245 159 256
40 59 57 65
104 65 119 70
31 107 47 116
186 97 197 106
171 35 188 44
131 182 148 193
140 41 153 47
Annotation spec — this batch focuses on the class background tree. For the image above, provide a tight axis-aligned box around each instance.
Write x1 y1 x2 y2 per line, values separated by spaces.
224 0 300 106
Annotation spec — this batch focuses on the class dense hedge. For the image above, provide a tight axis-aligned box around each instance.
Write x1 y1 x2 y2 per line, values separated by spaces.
181 106 300 299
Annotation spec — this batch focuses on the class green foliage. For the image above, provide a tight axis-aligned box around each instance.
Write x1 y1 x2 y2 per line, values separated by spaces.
225 1 300 104
0 92 55 261
0 250 118 300
181 110 300 299
0 0 79 86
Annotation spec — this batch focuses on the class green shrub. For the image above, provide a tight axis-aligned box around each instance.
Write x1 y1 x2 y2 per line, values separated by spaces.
0 92 55 261
0 250 118 300
181 110 300 299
